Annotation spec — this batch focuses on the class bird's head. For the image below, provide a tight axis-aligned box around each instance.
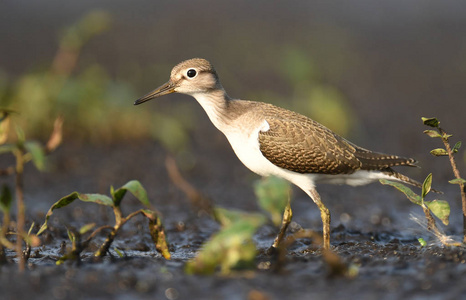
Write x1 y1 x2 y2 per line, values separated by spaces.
134 58 221 105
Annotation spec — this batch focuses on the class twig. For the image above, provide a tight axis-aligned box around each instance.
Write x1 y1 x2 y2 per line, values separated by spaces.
165 155 215 217
438 127 466 243
13 148 25 272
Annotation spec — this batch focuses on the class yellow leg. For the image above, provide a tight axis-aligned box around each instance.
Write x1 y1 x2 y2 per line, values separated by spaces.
308 188 331 250
267 197 292 255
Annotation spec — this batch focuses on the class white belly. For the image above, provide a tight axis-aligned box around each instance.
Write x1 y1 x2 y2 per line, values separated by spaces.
223 126 394 192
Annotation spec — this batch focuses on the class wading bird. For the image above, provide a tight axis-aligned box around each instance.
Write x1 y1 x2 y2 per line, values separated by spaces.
135 58 424 250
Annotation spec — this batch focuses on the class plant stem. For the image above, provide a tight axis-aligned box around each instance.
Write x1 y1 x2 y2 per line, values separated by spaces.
0 212 12 264
14 149 25 272
94 227 118 258
439 127 466 243
95 207 125 258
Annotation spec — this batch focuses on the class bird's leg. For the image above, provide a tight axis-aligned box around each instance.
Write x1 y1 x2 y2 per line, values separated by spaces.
307 188 331 250
267 196 293 255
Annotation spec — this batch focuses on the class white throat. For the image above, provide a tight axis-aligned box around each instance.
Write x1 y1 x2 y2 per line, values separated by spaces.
192 92 230 132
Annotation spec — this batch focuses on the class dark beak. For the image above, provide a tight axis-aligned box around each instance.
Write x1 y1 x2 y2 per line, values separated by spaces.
134 81 176 105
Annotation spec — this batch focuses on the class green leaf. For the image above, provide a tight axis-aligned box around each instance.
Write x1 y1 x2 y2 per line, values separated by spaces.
79 223 96 235
25 141 46 171
379 179 422 205
112 180 149 207
449 178 466 185
67 228 75 243
185 212 266 275
78 193 114 206
214 207 266 228
37 192 113 235
422 173 432 199
452 141 462 153
430 148 448 156
418 238 427 247
442 133 453 139
254 176 291 226
425 200 450 226
15 125 25 143
114 248 124 258
141 209 171 260
0 184 12 213
27 222 35 236
423 130 441 138
0 144 15 155
422 117 440 128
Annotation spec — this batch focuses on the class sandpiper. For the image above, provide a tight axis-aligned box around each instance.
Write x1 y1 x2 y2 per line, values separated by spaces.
135 58 423 250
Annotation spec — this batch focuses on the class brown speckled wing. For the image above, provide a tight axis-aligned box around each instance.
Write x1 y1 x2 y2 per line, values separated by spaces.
257 105 417 174
258 115 362 174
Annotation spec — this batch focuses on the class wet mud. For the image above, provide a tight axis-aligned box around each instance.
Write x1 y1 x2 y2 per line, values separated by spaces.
1 140 466 300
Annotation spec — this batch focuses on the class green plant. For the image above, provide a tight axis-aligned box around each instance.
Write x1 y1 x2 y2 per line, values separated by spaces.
185 208 266 275
37 180 170 264
422 117 465 243
0 109 61 271
380 174 451 244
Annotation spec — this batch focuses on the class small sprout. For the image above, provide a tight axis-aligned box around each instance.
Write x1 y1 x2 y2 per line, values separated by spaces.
418 238 427 247
430 148 449 156
422 117 440 128
67 229 75 244
452 141 462 153
449 178 466 185
24 142 46 171
38 180 170 262
442 133 453 139
422 117 466 243
380 178 450 231
79 223 96 235
422 173 432 200
423 130 441 138
114 248 124 258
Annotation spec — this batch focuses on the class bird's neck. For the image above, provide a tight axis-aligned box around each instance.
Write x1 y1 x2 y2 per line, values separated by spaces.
191 88 234 132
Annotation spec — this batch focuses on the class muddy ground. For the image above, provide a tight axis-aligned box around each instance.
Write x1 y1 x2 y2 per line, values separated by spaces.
1 133 466 300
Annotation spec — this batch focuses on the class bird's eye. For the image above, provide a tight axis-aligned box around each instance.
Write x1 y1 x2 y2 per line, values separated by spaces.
187 69 197 78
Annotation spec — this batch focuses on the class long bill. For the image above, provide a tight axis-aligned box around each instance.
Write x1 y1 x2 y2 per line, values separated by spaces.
134 80 176 105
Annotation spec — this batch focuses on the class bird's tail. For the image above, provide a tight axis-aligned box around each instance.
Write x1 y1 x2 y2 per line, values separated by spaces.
383 168 442 194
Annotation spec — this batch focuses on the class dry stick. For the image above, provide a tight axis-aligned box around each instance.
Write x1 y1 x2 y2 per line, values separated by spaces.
13 148 25 272
165 155 215 218
439 127 466 243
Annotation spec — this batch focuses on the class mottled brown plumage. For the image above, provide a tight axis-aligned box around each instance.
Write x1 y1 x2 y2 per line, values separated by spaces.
256 103 416 174
135 58 429 250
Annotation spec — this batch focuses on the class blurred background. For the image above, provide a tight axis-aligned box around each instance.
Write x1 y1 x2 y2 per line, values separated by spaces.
1 0 465 229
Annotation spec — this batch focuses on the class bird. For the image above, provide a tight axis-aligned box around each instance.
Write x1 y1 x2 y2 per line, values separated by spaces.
134 58 424 250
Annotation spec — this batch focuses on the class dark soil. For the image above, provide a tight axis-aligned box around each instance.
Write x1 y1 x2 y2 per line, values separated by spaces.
1 138 465 300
